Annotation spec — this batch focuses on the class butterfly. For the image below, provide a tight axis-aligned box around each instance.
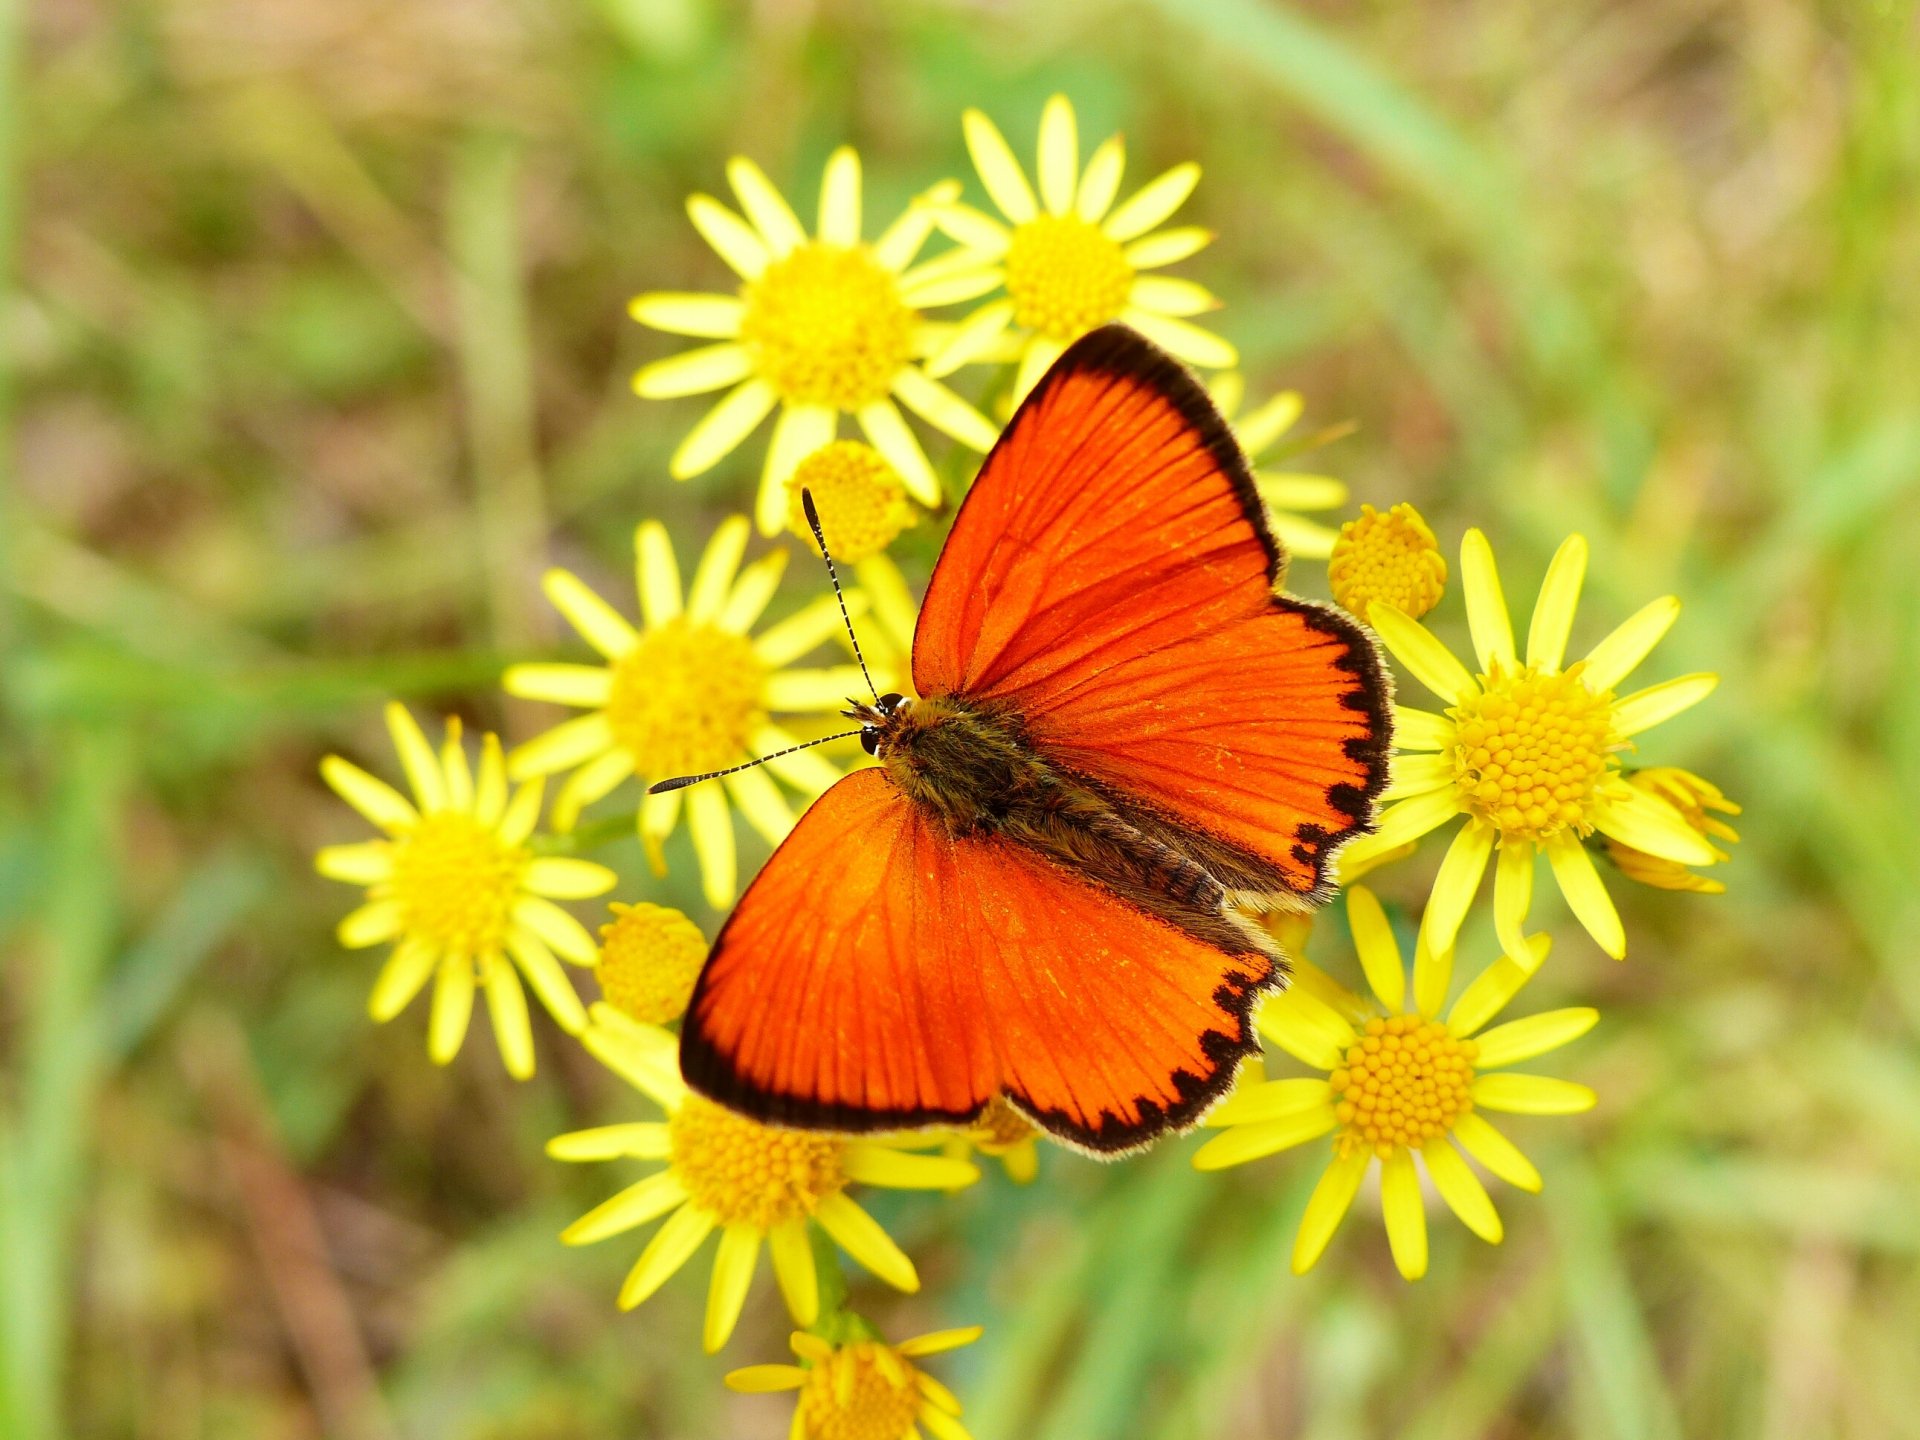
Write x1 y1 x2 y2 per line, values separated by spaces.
665 325 1392 1154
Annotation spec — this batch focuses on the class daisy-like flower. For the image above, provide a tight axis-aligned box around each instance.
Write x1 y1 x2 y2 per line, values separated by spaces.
629 148 999 534
1328 502 1447 621
928 94 1236 400
503 517 870 909
550 1010 979 1352
1194 887 1597 1281
1209 373 1352 559
727 1325 983 1440
1341 531 1723 960
1603 767 1741 894
595 901 707 1025
317 704 615 1079
785 440 917 564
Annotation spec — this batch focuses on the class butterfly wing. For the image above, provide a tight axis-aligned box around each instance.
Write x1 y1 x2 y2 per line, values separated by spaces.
680 769 1271 1152
913 325 1391 903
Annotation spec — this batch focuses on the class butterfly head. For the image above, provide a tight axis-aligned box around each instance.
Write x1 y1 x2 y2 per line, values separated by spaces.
843 692 909 756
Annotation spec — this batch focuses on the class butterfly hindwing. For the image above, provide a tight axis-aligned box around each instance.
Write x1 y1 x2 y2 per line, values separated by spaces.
913 326 1391 904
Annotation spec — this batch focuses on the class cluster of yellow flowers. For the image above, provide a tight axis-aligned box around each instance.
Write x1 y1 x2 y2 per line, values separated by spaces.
311 96 1736 1432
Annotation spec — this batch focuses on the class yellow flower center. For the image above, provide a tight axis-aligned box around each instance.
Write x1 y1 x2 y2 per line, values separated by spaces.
1449 662 1617 844
1332 1015 1477 1159
596 903 707 1024
668 1093 845 1231
386 813 525 955
786 441 915 563
1329 502 1448 621
797 1344 922 1440
1004 214 1133 338
973 1097 1039 1154
605 619 765 781
740 243 916 409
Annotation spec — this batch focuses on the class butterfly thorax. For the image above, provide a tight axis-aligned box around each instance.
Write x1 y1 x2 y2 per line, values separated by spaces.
864 693 1273 959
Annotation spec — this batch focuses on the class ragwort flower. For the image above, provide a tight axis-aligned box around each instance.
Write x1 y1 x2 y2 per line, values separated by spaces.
1603 766 1741 893
1328 502 1447 620
551 1010 978 1352
504 517 868 909
1210 373 1352 559
629 148 998 533
785 440 917 564
727 1325 984 1440
929 94 1235 399
1341 531 1722 959
1194 887 1596 1281
317 704 615 1078
596 900 707 1026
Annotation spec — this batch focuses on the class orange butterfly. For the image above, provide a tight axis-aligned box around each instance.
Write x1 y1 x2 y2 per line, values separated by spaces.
665 326 1392 1154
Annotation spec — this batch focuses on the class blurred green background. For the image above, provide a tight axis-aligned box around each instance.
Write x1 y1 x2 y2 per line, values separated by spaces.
5 0 1919 1436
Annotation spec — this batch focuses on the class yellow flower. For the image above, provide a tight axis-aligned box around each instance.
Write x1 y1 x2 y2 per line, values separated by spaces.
1603 767 1741 893
928 94 1235 400
1329 502 1447 620
942 1097 1042 1186
629 148 999 534
550 1010 979 1352
727 1325 984 1440
1194 887 1597 1281
1209 373 1351 559
1342 531 1722 960
317 704 616 1079
786 440 917 563
503 517 868 909
596 901 706 1025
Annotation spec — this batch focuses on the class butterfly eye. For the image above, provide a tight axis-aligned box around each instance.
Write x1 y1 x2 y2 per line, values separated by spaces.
860 728 881 756
877 692 905 715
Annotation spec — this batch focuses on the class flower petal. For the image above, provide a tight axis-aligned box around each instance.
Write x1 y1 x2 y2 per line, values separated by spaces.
338 901 404 950
1472 1073 1597 1115
561 1170 689 1245
1103 162 1199 242
899 1326 985 1358
1526 535 1587 670
1257 472 1349 511
768 1219 820 1326
1205 1077 1333 1128
482 955 535 1080
817 146 861 246
753 594 857 667
1129 274 1218 317
1292 1148 1369 1274
1472 1008 1599 1069
1424 821 1494 958
1120 226 1211 269
382 704 444 813
427 957 475 1065
579 1004 685 1108
687 515 751 623
1367 603 1477 705
1393 706 1453 752
843 1146 979 1191
1256 989 1356 1071
1583 595 1680 692
1380 1149 1428 1280
549 748 635 833
512 896 600 966
315 841 392 885
716 549 789 637
1459 529 1515 672
628 291 746 338
815 1191 917 1292
1233 389 1300 456
687 783 737 909
1612 673 1719 737
669 379 778 480
506 713 614 782
525 856 618 900
925 299 1016 378
502 663 612 709
541 569 638 659
1444 939 1550 1037
545 1122 671 1162
618 1203 715 1310
474 735 508 827
858 399 940 507
1345 885 1405 1014
1012 335 1068 402
704 1225 762 1353
496 777 544 847
724 766 798 849
759 404 837 535
872 180 961 273
508 930 587 1034
1423 1139 1502 1243
1268 510 1340 560
727 157 808 256
631 342 753 400
1075 135 1125 221
725 1364 807 1395
686 194 769 280
1190 1104 1337 1171
1120 308 1236 369
1036 94 1078 214
931 203 1011 255
962 108 1037 224
754 723 841 795
321 757 417 831
1546 833 1626 958
1493 841 1535 963
634 520 682 629
1411 923 1454 1022
892 367 1000 453
1593 784 1719 865
1353 787 1459 857
368 939 437 1021
1451 1112 1542 1192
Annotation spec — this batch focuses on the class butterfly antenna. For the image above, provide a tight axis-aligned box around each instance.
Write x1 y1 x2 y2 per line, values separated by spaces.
801 488 880 704
647 730 864 795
